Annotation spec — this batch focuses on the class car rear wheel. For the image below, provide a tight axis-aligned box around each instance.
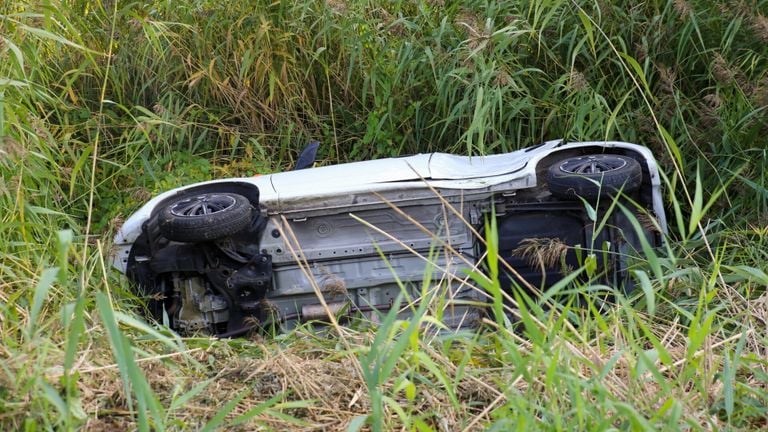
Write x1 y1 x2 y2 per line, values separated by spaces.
547 154 642 200
158 192 252 242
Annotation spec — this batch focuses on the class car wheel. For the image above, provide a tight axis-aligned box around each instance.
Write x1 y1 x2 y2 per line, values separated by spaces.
158 192 252 242
547 154 642 200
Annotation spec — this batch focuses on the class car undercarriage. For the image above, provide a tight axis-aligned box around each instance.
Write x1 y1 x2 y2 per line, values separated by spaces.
113 140 666 336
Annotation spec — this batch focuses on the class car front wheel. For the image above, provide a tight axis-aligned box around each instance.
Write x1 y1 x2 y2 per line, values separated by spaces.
158 192 252 242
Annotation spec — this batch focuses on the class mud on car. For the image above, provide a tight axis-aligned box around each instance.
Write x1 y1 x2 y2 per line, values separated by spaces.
113 140 666 336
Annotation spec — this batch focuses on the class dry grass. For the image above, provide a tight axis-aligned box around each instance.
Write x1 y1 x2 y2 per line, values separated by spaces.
512 237 570 270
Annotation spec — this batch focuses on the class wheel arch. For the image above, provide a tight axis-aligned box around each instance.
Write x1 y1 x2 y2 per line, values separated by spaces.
113 181 262 273
148 181 260 219
531 142 667 233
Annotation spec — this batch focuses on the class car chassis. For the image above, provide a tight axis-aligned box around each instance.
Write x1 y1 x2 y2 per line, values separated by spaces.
113 140 666 336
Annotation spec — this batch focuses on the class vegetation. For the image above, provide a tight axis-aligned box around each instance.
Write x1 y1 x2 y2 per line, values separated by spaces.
1 0 767 430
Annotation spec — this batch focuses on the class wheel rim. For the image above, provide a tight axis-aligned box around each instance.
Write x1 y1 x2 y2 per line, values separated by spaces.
170 194 237 217
559 155 627 175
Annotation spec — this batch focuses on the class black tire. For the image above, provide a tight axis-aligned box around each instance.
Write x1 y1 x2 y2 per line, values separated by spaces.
158 192 252 242
547 154 642 200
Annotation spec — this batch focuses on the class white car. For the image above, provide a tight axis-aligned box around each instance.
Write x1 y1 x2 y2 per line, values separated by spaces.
113 140 666 336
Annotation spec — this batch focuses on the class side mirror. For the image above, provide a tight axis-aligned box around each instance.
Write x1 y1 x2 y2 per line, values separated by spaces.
293 141 320 170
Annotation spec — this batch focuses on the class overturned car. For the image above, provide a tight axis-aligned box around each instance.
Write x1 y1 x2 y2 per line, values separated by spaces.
113 140 666 336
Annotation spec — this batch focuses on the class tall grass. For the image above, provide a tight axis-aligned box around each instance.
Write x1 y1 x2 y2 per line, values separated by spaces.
1 0 767 430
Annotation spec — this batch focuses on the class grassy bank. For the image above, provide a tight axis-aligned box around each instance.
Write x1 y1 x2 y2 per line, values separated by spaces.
1 0 767 430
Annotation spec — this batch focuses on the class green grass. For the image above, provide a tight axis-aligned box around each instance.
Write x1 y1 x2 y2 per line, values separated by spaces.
1 0 768 430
